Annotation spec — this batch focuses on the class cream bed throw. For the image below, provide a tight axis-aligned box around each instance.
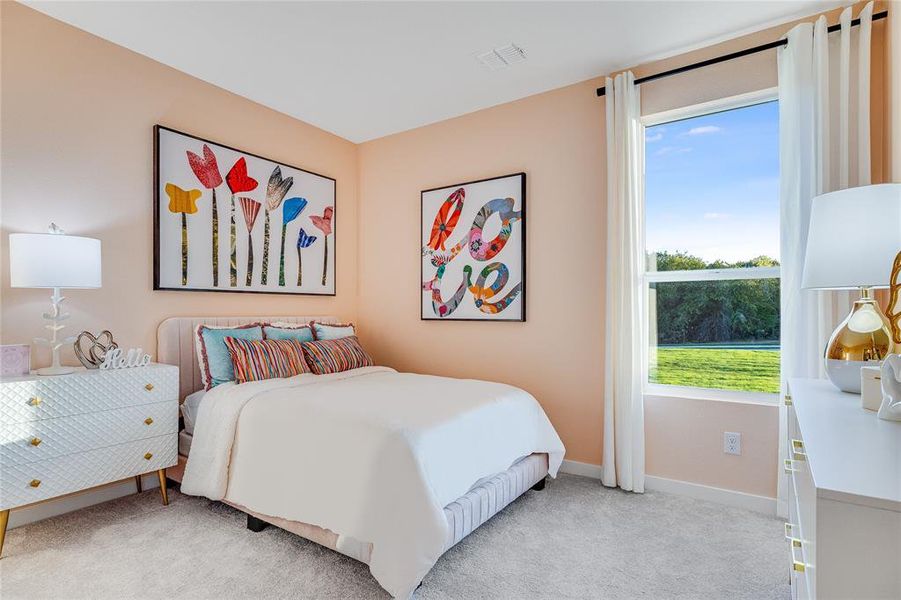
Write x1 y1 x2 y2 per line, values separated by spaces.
180 366 565 598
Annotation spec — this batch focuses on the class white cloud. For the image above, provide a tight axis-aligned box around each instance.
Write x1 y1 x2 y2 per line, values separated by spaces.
686 125 722 136
703 212 730 220
645 132 663 143
654 146 692 157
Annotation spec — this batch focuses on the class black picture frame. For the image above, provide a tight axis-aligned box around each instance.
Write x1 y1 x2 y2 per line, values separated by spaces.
153 124 337 296
420 172 526 322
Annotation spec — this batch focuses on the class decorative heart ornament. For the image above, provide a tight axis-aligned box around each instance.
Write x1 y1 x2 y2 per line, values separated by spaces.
74 330 118 369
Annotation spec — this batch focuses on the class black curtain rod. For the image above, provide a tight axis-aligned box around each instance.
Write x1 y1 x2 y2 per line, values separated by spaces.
596 10 887 97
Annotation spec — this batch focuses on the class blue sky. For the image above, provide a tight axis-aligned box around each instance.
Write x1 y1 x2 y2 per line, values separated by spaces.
645 100 779 263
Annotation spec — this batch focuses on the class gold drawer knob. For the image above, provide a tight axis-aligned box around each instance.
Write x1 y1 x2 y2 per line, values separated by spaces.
792 561 806 573
144 383 154 391
28 396 42 406
144 417 154 425
30 437 42 447
784 395 793 407
29 479 41 488
791 439 807 461
144 452 153 460
784 459 800 474
784 523 802 547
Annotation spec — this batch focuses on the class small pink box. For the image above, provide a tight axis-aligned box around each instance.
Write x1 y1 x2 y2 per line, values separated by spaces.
1 344 31 377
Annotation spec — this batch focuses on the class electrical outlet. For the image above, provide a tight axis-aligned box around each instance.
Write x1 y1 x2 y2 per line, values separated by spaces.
724 432 741 455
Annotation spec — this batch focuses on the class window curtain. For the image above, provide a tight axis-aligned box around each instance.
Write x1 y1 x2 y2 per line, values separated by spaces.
603 71 645 493
776 2 874 516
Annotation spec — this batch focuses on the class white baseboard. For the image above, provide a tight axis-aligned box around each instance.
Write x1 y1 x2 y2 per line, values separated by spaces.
8 474 160 529
559 458 605 479
559 459 776 515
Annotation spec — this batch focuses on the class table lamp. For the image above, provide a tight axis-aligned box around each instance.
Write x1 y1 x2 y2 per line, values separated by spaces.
802 183 901 393
8 224 102 376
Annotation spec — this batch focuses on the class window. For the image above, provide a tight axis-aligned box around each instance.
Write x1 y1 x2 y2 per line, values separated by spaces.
643 92 780 399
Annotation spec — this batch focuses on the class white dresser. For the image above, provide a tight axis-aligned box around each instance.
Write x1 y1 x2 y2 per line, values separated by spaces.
785 379 901 600
0 364 179 556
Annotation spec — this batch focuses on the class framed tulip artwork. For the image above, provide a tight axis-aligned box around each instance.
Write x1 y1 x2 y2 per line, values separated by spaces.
153 126 336 295
421 172 526 321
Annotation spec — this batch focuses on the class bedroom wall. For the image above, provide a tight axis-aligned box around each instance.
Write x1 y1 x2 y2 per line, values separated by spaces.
890 1 901 181
358 1 888 499
0 2 359 366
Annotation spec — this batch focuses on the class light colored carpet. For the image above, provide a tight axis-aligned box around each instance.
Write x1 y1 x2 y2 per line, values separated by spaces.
0 474 788 599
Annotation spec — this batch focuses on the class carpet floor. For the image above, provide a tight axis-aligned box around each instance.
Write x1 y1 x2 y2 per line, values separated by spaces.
0 474 789 599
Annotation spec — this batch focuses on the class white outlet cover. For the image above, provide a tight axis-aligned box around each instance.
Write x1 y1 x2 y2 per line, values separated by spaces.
724 432 741 455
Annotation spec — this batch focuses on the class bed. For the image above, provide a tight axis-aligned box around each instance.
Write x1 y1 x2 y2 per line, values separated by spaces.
158 316 565 598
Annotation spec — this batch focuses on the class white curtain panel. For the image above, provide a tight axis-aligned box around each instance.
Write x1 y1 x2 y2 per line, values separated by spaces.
603 71 645 493
776 2 874 516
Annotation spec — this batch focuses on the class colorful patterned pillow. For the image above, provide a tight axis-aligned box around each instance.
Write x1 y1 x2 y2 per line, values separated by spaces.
195 324 264 390
312 321 356 341
301 336 373 375
223 337 312 384
263 322 315 343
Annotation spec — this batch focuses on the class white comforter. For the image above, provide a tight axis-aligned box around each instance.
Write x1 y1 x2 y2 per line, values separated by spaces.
181 366 565 598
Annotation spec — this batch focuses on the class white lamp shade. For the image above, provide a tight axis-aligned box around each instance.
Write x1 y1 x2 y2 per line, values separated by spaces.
802 184 901 290
9 233 102 289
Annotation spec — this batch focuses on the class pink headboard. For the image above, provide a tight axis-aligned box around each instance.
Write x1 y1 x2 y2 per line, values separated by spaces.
157 315 339 401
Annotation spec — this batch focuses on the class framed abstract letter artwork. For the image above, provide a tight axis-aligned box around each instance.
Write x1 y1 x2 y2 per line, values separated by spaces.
421 173 526 321
154 126 336 295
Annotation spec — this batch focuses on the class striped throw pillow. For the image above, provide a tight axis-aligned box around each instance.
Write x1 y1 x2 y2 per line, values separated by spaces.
301 336 373 375
224 337 312 384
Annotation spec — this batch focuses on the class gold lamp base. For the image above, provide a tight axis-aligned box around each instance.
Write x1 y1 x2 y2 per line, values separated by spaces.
824 288 896 393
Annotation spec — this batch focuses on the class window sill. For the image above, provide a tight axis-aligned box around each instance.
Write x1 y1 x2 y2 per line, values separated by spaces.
643 384 779 406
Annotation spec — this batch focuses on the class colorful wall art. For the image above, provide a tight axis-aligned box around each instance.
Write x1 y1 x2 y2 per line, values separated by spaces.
421 173 526 321
154 126 336 295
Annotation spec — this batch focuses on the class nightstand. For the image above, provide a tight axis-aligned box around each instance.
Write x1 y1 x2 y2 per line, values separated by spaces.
0 364 179 556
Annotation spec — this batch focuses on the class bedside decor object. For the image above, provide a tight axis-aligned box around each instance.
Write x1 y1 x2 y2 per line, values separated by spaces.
155 126 336 295
860 366 882 411
802 183 901 392
877 258 901 421
8 224 102 376
879 355 901 421
0 345 31 376
0 364 179 557
889 250 901 349
74 330 118 369
421 173 526 321
99 347 152 370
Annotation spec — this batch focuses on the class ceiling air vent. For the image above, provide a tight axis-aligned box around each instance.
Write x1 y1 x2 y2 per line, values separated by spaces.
477 44 526 71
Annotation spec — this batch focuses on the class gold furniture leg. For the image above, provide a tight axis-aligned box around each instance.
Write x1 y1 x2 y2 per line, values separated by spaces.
0 509 9 558
157 469 169 506
135 475 143 493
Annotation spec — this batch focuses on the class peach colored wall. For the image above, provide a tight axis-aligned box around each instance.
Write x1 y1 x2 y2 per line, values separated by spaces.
644 395 779 494
359 2 889 498
358 79 607 466
890 1 901 181
0 2 359 366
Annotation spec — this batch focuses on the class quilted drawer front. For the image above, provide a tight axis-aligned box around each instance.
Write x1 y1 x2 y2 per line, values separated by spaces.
0 366 178 423
0 401 178 466
0 433 176 510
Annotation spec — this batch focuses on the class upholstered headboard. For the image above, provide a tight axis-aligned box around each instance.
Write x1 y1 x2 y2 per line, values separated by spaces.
157 315 339 400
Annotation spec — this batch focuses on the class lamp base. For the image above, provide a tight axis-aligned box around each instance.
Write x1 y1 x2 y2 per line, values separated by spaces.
35 365 76 376
823 289 895 393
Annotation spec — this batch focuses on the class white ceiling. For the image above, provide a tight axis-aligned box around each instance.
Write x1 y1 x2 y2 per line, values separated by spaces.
25 1 846 143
